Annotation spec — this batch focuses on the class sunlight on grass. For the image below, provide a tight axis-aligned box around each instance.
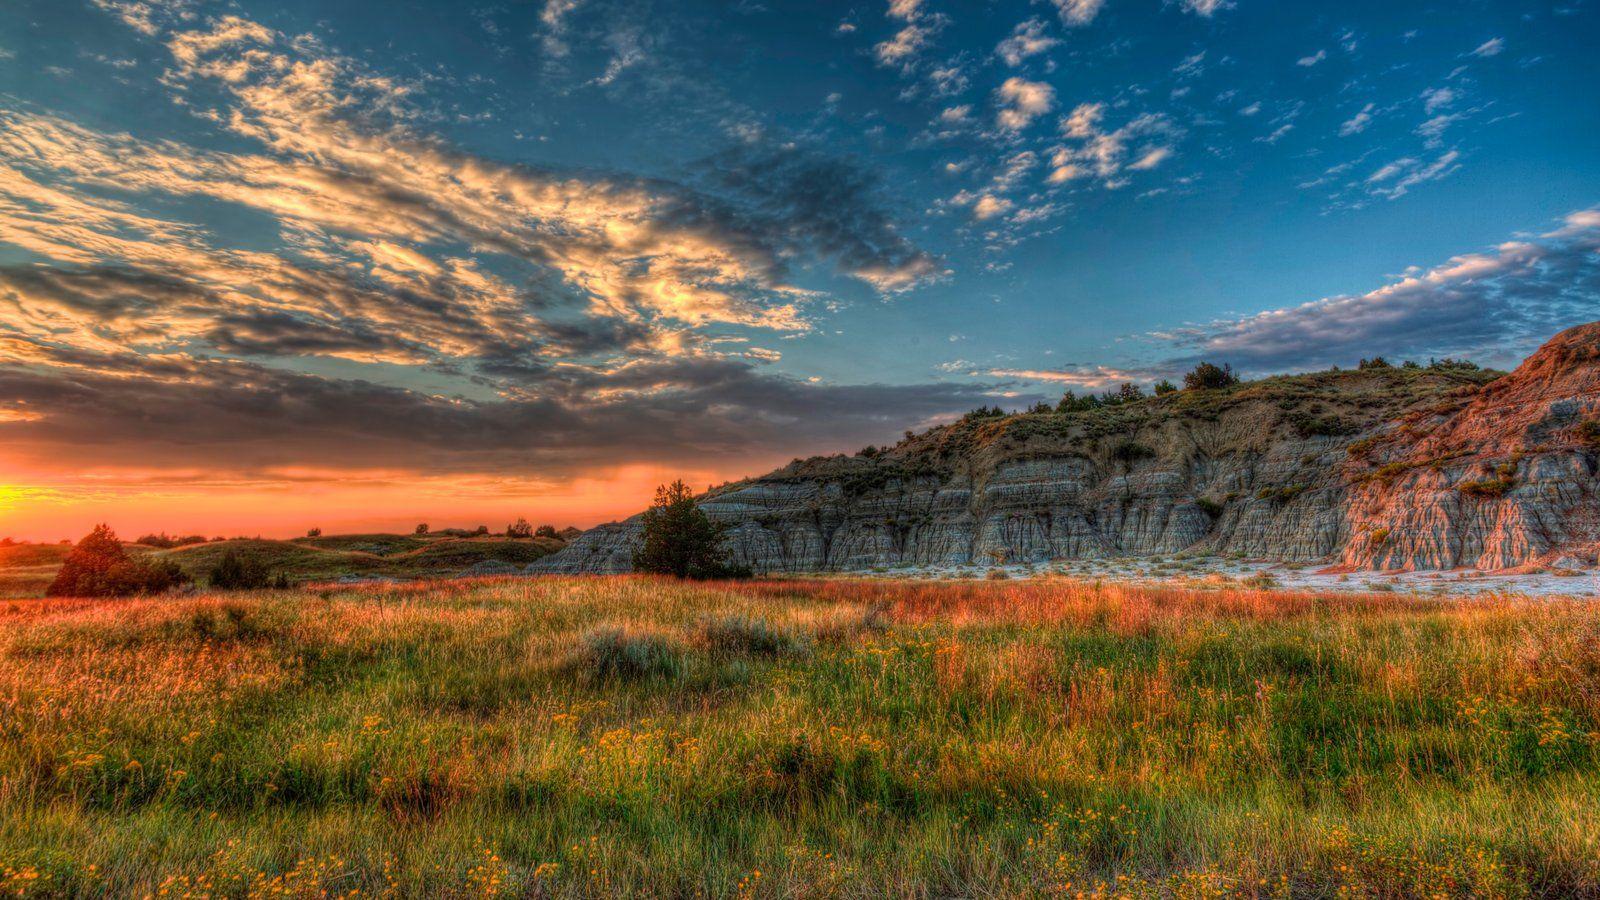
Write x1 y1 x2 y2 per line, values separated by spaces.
0 576 1597 895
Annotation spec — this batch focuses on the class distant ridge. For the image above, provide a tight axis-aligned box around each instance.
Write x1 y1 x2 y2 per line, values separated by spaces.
538 322 1600 574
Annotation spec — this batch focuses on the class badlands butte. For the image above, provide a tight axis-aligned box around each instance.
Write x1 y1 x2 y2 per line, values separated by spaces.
540 321 1600 575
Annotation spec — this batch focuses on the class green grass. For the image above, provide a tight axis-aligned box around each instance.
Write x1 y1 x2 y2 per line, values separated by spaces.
1 576 1597 896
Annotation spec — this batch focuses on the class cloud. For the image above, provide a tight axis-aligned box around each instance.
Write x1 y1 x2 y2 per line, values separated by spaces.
1421 86 1455 114
1049 105 1180 186
876 23 931 68
972 195 1013 220
1297 50 1326 67
1415 113 1463 148
997 18 1060 67
1471 37 1504 57
995 77 1056 131
988 365 1160 389
1153 207 1600 372
1364 151 1461 199
1179 0 1234 17
539 0 582 56
0 10 968 487
1050 0 1105 26
1339 103 1375 136
874 0 945 71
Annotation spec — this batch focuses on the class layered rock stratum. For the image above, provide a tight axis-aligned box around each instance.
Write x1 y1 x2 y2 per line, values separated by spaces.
537 322 1600 574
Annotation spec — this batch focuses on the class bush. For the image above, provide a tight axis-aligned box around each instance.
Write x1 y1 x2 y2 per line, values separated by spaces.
474 525 490 536
575 627 683 682
699 614 805 656
633 480 750 579
209 550 291 591
1057 391 1102 413
1575 420 1600 449
1195 498 1224 518
1152 380 1177 396
1183 362 1238 391
415 523 429 535
306 527 322 538
1459 478 1515 498
134 533 208 549
1111 441 1155 464
45 525 190 598
506 517 533 539
1357 357 1392 370
534 524 560 540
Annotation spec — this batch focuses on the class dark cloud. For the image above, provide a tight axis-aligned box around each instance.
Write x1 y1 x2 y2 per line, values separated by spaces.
694 140 944 291
0 341 1023 480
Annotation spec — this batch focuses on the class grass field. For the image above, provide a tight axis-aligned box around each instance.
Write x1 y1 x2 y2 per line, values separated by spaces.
2 576 1599 896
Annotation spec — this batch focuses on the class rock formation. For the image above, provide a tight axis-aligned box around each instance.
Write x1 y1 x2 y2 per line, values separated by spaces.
537 322 1600 574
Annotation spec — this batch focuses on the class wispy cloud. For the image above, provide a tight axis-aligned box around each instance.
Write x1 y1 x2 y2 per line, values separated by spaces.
1152 207 1600 371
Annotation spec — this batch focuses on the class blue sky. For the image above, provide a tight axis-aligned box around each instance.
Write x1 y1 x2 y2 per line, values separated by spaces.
0 0 1596 533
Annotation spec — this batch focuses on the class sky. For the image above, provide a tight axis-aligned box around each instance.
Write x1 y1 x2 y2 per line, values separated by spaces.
0 0 1597 539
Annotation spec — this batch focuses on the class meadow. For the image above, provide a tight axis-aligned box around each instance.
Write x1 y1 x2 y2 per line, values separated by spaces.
1 575 1599 897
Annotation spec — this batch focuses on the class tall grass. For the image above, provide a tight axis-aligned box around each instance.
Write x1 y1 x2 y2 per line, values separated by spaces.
1 575 1597 896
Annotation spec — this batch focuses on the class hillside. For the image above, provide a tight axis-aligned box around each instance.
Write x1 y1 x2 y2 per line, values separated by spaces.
0 533 567 597
539 322 1600 574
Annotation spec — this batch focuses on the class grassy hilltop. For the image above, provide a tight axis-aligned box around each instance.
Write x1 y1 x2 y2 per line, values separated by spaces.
0 532 567 599
2 575 1598 895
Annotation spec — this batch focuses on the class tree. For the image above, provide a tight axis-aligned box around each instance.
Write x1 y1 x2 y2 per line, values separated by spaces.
534 524 560 540
415 523 430 535
1183 362 1238 391
633 480 749 579
1152 379 1177 396
306 527 322 538
209 550 291 591
46 525 189 598
1115 382 1146 403
474 525 490 536
1357 357 1392 370
506 517 533 539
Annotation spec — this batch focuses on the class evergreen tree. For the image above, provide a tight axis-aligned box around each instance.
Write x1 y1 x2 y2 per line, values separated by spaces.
46 525 188 597
633 481 749 579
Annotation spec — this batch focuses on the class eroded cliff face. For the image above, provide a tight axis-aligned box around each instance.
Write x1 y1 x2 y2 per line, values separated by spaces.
1341 322 1600 571
537 323 1600 574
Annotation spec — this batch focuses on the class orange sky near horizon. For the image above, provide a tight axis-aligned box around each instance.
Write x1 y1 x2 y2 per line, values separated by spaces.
0 462 750 543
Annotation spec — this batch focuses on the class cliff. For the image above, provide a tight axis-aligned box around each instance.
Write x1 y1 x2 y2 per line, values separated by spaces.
537 322 1600 574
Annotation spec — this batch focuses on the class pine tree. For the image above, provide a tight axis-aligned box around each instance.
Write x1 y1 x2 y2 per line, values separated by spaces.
632 481 749 579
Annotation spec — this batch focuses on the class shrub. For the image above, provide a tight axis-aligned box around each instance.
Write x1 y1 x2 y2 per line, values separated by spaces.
1152 379 1177 396
534 524 560 540
1255 484 1307 503
633 480 749 579
134 532 208 549
1111 441 1155 464
474 525 490 536
1346 436 1381 458
1369 527 1390 546
1291 414 1355 438
415 523 429 535
45 525 190 598
1357 357 1392 370
506 517 533 539
1195 498 1224 518
1182 361 1238 391
575 627 683 682
1575 420 1600 449
698 614 805 656
986 568 1010 580
209 550 291 591
1459 478 1515 498
306 527 322 538
1057 391 1102 413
